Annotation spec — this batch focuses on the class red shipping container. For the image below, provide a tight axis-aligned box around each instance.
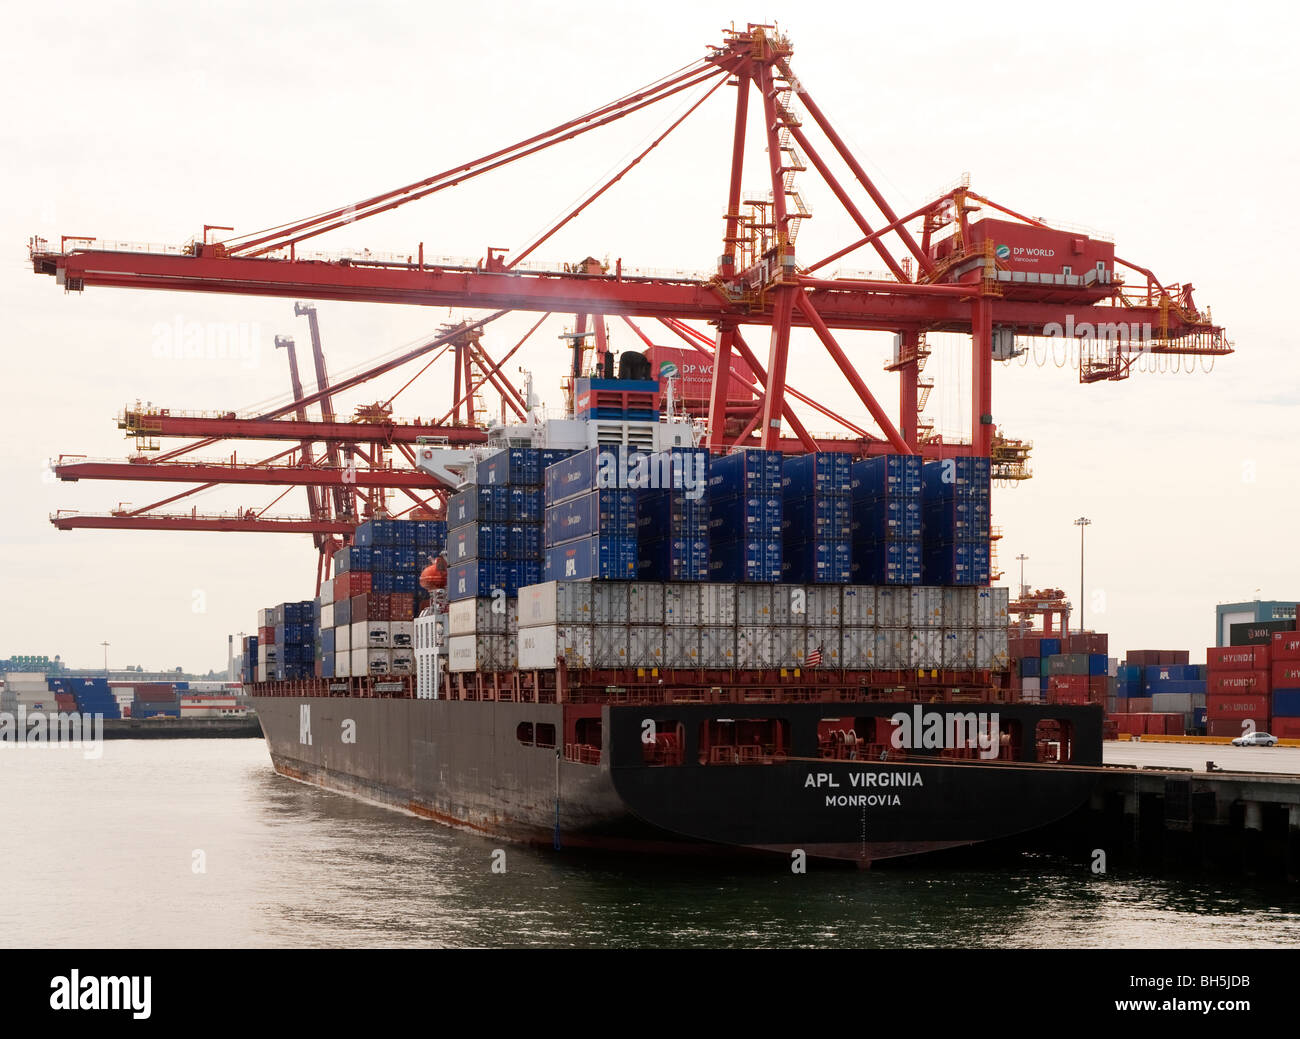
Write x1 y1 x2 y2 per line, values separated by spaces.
334 571 371 600
1208 670 1269 695
1208 719 1248 738
1206 693 1269 719
1208 645 1269 670
389 592 415 620
1272 631 1300 661
1127 697 1153 712
1167 650 1189 666
1272 718 1300 739
258 626 275 643
1126 651 1153 667
1272 662 1300 688
1158 713 1186 735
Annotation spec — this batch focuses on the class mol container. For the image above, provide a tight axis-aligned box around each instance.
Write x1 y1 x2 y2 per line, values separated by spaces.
543 536 637 582
544 489 638 546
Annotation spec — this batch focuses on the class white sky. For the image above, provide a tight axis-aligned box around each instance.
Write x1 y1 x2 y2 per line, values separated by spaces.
2 1 1297 672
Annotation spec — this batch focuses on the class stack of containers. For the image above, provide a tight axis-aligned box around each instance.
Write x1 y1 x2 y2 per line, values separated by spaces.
840 585 877 668
447 485 510 600
132 683 181 719
781 452 851 584
1271 629 1300 739
3 672 58 713
543 447 638 581
459 448 545 595
920 457 991 586
708 449 783 582
447 593 518 674
875 585 910 668
1206 643 1271 737
942 587 1011 675
517 580 595 668
240 635 258 684
273 601 315 680
64 678 122 719
1144 662 1206 733
850 455 922 585
637 448 711 581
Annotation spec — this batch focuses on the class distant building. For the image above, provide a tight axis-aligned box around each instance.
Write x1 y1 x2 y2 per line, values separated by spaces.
1214 600 1297 647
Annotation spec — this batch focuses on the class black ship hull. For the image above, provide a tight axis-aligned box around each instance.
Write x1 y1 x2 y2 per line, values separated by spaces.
251 694 1102 864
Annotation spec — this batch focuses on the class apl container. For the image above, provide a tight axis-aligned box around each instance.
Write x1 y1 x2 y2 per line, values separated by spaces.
841 627 878 668
448 485 509 528
698 626 737 667
628 626 665 668
840 585 877 627
708 494 782 540
592 625 630 668
664 625 700 666
663 584 703 625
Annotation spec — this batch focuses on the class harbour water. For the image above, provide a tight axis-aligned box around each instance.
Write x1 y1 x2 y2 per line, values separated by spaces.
2 739 1299 948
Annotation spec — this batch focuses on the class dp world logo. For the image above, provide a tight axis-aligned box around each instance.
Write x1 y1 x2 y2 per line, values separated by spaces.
659 361 678 380
994 244 1010 261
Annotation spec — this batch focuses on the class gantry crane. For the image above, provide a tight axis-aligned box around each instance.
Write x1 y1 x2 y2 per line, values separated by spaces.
31 24 1232 574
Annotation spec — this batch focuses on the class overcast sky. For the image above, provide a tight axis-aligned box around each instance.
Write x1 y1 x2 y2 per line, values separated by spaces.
2 1 1297 672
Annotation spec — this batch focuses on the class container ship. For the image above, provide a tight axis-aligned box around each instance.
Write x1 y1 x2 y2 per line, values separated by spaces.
246 368 1102 865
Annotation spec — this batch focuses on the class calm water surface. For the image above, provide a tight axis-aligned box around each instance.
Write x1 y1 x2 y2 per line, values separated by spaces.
2 739 1298 948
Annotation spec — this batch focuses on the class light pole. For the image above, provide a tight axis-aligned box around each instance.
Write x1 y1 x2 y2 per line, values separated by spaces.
1015 553 1029 599
101 641 110 677
1073 517 1091 632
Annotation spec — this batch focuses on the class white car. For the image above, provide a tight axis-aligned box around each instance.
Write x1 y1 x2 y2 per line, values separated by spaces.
1230 732 1278 747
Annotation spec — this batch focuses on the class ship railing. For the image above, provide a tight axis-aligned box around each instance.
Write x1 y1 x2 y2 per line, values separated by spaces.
563 743 602 766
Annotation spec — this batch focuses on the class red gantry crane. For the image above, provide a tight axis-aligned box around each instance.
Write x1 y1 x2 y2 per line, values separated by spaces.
33 23 1232 582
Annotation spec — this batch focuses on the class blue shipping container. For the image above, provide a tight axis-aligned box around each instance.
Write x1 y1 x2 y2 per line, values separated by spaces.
545 446 646 506
783 494 852 542
543 536 638 581
447 561 508 601
852 496 922 541
708 449 783 499
480 447 543 488
781 452 853 499
851 540 921 585
709 538 781 583
781 539 851 584
508 487 544 523
709 494 782 539
637 537 710 582
544 489 637 546
508 523 542 560
448 523 509 563
447 485 509 528
850 454 922 501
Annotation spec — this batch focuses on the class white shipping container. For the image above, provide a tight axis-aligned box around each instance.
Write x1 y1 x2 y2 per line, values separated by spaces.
506 599 518 635
698 626 736 667
257 608 270 629
591 583 630 625
335 624 352 653
876 628 909 669
772 585 805 625
663 625 700 666
805 585 842 626
941 587 977 629
841 626 878 668
319 581 334 607
391 650 415 675
941 629 977 668
1152 692 1194 714
353 620 390 649
627 625 665 667
517 625 593 670
701 583 737 625
663 584 702 625
975 587 1010 626
335 651 351 678
448 634 511 673
909 586 944 628
449 597 510 636
390 621 414 649
771 625 802 667
737 626 774 668
876 587 910 627
909 628 944 669
365 648 392 676
517 580 593 627
840 585 877 626
592 624 629 667
1020 676 1041 702
321 603 335 630
975 628 1010 670
806 627 842 668
736 585 774 625
627 583 664 624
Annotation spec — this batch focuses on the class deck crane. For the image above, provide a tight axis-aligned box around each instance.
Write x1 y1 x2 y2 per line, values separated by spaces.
32 24 1232 568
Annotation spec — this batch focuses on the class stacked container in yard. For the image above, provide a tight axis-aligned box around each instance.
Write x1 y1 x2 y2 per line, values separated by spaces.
1270 629 1300 740
920 457 991 586
850 455 922 585
707 449 783 582
61 678 122 719
131 683 181 719
637 448 711 581
1206 636 1277 738
781 452 851 584
544 447 638 581
3 672 59 713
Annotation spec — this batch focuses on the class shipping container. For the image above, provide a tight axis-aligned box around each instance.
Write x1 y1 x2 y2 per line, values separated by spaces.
708 494 782 540
448 596 510 636
876 628 909 669
736 585 774 625
698 626 736 667
479 447 543 487
909 628 943 669
664 625 700 666
545 489 638 546
781 539 851 584
875 586 910 628
1272 630 1300 660
771 585 806 625
851 496 922 542
590 583 631 625
909 586 943 628
592 625 630 668
736 626 774 668
850 454 922 500
627 582 664 624
840 585 877 627
447 634 515 673
1206 693 1270 720
783 493 852 542
851 539 922 586
701 583 738 626
1229 620 1294 646
840 626 877 668
708 449 783 499
663 584 703 625
637 536 709 582
544 536 637 582
517 581 593 627
709 537 781 583
517 625 593 669
544 446 645 505
803 585 842 626
1208 670 1270 695
447 560 508 601
627 625 665 668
